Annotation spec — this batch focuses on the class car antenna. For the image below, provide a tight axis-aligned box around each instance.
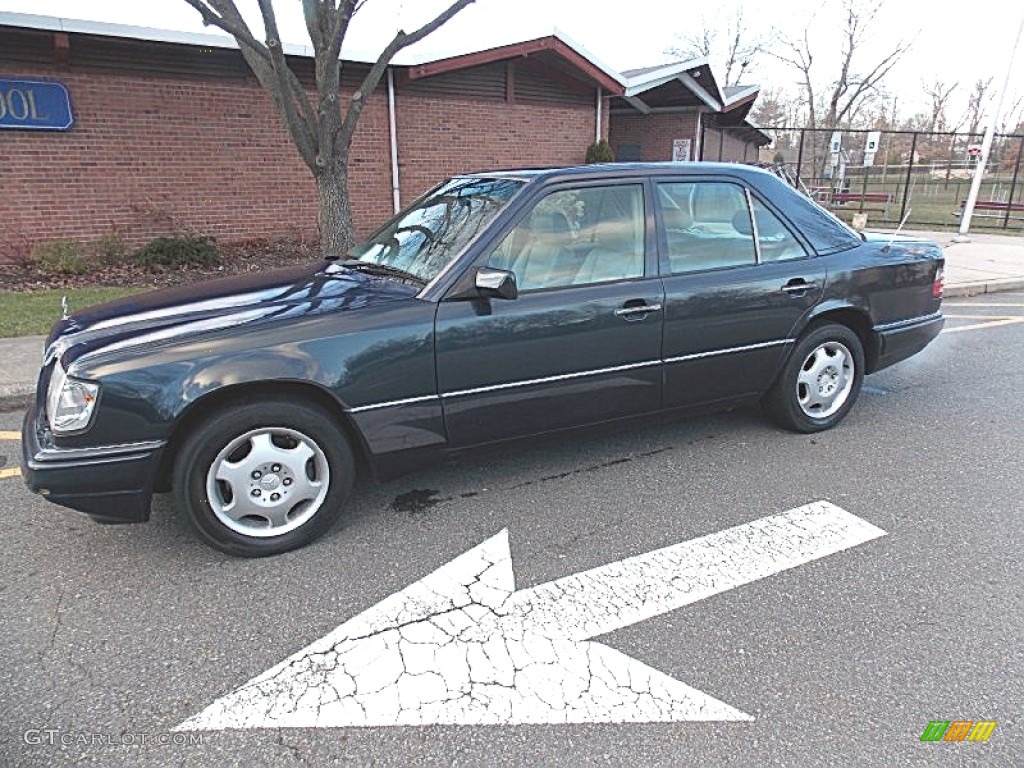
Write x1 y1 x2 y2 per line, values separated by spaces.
884 208 911 252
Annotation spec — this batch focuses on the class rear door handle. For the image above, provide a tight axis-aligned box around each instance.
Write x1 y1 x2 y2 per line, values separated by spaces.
781 280 817 295
615 302 662 317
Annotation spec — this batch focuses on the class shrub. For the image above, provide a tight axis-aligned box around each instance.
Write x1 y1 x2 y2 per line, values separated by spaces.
29 239 89 276
585 139 615 164
91 232 129 265
133 236 220 269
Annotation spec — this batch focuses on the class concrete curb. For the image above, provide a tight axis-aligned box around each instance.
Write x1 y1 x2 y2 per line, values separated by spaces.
943 278 1024 298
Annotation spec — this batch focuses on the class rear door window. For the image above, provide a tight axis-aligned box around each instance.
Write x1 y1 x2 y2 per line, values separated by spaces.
657 182 757 274
750 197 809 262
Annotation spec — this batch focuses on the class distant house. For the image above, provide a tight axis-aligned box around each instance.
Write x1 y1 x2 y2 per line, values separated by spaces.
0 11 770 254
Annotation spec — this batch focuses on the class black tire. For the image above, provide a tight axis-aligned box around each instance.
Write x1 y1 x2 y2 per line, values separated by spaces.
762 323 865 433
173 398 355 557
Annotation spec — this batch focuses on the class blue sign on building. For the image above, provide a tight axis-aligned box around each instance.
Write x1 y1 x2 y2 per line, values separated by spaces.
0 78 74 131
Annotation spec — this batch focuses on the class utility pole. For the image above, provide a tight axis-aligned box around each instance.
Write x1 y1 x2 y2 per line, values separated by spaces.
956 12 1024 241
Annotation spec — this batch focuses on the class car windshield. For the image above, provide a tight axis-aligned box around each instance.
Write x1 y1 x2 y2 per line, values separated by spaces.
347 177 525 283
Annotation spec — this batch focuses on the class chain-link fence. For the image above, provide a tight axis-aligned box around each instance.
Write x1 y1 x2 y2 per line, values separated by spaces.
759 127 1024 231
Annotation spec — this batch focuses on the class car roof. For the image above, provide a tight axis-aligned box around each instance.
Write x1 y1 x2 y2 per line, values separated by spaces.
464 162 776 184
460 162 861 257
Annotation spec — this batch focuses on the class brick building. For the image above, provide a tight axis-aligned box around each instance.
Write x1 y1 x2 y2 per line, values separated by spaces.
609 62 767 164
0 12 768 259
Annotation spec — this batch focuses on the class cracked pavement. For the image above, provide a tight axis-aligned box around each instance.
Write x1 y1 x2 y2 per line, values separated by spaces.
2 293 1023 766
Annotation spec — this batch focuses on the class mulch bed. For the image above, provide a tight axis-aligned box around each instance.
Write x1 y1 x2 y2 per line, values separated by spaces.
0 237 323 293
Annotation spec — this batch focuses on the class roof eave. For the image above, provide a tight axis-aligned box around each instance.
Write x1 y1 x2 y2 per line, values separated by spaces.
404 33 624 94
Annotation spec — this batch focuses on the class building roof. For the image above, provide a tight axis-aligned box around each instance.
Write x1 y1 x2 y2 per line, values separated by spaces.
620 58 723 111
0 10 769 144
403 34 623 94
614 65 768 146
723 84 760 109
0 10 622 89
621 63 678 78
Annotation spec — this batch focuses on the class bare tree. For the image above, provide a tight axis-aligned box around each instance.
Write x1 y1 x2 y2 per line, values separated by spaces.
667 8 771 86
771 26 818 128
182 0 474 255
923 79 958 133
965 77 993 136
750 87 790 127
772 0 909 130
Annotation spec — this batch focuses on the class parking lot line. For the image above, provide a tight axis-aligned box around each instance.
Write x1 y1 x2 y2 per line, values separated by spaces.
942 314 1018 319
0 468 21 480
0 431 21 441
943 302 1024 308
943 318 1024 334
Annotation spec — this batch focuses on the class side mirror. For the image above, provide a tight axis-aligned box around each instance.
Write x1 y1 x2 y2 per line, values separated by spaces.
475 267 518 300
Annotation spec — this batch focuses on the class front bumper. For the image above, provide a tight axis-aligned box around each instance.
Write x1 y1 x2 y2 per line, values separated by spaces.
20 404 165 524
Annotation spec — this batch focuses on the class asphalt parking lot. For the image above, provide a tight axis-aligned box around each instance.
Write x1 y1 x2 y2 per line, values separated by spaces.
2 293 1022 766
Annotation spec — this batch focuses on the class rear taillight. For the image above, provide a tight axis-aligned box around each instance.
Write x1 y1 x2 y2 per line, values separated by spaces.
933 266 944 299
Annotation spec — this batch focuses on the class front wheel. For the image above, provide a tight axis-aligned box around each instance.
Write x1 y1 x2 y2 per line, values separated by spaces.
762 323 865 433
173 399 355 557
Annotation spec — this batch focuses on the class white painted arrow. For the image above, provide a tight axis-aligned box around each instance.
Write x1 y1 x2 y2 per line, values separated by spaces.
177 501 885 730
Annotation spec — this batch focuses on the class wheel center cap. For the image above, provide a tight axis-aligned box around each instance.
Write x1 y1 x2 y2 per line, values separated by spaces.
818 367 838 395
260 474 281 491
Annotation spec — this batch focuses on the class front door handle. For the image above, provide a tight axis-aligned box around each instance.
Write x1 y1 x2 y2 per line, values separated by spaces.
781 279 817 295
614 302 662 318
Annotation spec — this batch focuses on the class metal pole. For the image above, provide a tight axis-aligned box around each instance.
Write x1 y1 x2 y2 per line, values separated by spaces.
860 163 869 212
795 129 805 186
387 68 401 214
1004 136 1024 229
899 132 918 223
957 12 1024 240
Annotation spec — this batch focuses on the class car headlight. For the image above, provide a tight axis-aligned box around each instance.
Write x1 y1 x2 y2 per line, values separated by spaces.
46 362 100 434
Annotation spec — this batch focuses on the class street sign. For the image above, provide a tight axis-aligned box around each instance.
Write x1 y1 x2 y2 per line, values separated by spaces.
178 501 886 730
0 79 73 131
864 131 881 167
672 138 692 162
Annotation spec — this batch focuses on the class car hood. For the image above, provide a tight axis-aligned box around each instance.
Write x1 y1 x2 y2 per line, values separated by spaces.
46 262 420 368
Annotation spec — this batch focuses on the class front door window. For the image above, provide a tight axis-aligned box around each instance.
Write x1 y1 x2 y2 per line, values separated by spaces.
487 185 646 291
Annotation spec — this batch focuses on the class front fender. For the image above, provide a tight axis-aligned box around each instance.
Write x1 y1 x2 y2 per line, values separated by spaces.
59 302 443 458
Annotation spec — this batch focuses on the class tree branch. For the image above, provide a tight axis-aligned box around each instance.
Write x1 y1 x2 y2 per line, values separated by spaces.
340 0 475 146
837 43 906 124
326 1 356 63
182 0 271 62
183 0 319 170
254 0 319 153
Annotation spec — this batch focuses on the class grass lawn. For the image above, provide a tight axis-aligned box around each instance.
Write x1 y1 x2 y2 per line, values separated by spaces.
0 286 146 338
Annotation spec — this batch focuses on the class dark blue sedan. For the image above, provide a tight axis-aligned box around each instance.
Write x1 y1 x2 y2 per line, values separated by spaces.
23 163 945 556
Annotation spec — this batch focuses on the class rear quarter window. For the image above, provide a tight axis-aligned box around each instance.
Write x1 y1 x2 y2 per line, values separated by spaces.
750 173 861 255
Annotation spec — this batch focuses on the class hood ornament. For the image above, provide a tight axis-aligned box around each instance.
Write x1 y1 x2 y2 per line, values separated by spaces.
61 295 70 319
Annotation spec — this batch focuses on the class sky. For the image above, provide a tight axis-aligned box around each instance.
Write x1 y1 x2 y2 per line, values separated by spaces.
2 0 1022 128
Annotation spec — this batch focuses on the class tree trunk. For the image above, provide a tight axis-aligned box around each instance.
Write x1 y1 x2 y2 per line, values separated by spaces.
316 163 355 257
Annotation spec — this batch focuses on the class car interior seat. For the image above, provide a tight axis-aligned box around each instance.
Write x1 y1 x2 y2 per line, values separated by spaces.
575 213 643 285
513 210 578 290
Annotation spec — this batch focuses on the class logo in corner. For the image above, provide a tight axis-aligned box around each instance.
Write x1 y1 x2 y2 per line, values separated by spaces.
920 720 997 742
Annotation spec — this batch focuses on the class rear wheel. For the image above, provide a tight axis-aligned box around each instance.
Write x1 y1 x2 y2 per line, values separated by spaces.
173 399 355 557
762 323 865 433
